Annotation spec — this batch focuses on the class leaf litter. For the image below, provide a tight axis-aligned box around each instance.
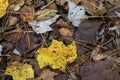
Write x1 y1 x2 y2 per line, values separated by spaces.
0 0 120 80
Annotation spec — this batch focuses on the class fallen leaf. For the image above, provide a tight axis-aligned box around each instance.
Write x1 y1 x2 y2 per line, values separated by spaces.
5 61 34 80
20 6 34 22
56 19 72 29
91 46 107 61
46 0 57 9
75 19 103 55
13 49 21 56
109 20 120 35
25 0 33 6
0 75 13 80
34 0 45 9
3 30 42 57
58 28 73 36
28 15 60 34
81 0 106 15
8 16 18 26
35 9 57 20
67 0 86 27
8 0 24 11
54 73 67 80
25 59 40 77
38 69 57 80
91 54 107 61
21 14 34 22
80 61 120 80
56 0 82 10
0 44 3 56
115 11 120 18
36 39 77 71
72 0 82 4
0 57 2 62
113 57 120 63
0 0 9 18
56 0 66 6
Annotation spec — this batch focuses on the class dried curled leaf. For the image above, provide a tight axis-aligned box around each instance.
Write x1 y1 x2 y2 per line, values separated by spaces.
82 0 106 15
91 46 107 61
8 0 24 11
5 62 34 80
36 39 77 71
0 0 9 18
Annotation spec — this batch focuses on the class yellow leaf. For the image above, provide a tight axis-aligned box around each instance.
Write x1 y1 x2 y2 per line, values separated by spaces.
5 61 34 80
0 0 9 18
36 39 77 71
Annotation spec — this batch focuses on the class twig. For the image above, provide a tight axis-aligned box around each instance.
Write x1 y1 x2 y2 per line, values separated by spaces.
63 37 94 50
41 0 55 9
108 4 120 12
67 67 78 80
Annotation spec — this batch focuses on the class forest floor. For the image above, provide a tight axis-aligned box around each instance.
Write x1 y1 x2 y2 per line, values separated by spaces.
0 0 120 80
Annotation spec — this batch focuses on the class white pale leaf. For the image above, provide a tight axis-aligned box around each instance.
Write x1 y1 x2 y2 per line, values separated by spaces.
29 15 60 34
13 49 21 56
115 11 120 18
67 0 86 27
0 45 3 56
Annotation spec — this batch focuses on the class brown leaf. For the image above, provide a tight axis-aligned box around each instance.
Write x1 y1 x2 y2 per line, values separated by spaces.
75 19 103 55
56 19 72 29
91 46 107 61
34 0 45 9
81 0 106 15
58 28 73 37
20 6 34 22
3 29 42 57
25 59 40 76
8 0 24 11
72 0 82 4
113 57 120 63
8 16 18 26
38 69 57 80
46 0 57 9
0 75 13 80
77 19 103 43
56 0 66 6
80 60 120 80
0 58 2 62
